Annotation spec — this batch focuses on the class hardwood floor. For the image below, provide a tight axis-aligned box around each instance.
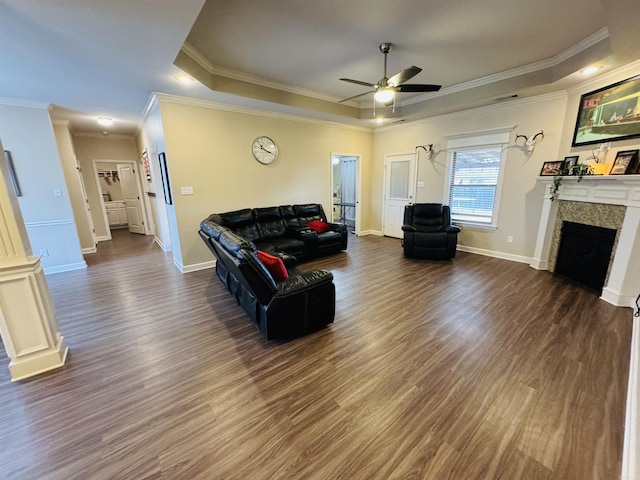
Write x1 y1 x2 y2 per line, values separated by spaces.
0 230 633 479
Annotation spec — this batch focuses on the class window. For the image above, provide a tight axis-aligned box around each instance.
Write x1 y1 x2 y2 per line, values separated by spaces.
447 146 502 225
444 126 512 227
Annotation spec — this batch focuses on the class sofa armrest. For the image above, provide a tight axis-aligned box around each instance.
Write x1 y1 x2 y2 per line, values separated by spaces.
274 251 297 268
328 222 347 233
401 225 417 232
275 270 333 298
445 225 461 233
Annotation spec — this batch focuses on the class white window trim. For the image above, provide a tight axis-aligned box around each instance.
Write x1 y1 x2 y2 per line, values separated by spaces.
444 126 514 229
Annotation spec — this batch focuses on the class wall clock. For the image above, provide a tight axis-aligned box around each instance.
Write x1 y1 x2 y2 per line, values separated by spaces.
252 136 279 165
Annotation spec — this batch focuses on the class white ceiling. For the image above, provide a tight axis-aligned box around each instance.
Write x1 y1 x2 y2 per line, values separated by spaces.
1 0 640 135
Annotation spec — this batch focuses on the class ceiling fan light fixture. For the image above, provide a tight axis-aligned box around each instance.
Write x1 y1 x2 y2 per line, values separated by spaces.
97 117 113 126
374 88 395 103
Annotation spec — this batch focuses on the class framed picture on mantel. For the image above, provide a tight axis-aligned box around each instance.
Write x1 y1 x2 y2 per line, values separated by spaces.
610 149 639 175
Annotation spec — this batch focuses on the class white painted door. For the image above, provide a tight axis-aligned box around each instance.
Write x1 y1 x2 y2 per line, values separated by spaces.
75 156 97 246
383 153 415 238
117 163 145 234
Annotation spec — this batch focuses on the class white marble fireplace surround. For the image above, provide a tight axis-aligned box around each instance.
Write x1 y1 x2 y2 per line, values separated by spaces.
532 175 640 308
533 175 640 479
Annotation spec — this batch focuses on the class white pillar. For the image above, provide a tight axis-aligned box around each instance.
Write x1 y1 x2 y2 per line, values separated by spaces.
0 140 68 381
530 191 558 271
601 205 640 308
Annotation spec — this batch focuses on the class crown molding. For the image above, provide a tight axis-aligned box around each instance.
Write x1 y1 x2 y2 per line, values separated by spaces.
0 97 50 110
181 42 352 105
567 59 640 95
51 119 70 127
376 91 568 132
401 27 610 107
72 132 135 140
152 92 372 133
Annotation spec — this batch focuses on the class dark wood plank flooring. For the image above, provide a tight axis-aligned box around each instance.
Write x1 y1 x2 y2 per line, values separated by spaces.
0 230 633 479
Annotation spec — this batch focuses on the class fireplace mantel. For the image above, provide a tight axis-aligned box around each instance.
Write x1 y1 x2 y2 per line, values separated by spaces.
532 174 640 308
537 174 640 207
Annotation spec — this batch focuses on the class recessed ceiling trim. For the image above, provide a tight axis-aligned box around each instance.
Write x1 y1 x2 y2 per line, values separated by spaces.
152 93 373 133
375 91 568 132
0 97 50 110
567 58 640 95
401 27 610 107
181 42 352 105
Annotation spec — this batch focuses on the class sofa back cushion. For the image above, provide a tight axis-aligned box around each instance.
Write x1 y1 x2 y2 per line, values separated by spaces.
294 203 325 225
409 203 446 232
216 208 261 242
279 205 301 227
237 248 277 303
254 206 286 240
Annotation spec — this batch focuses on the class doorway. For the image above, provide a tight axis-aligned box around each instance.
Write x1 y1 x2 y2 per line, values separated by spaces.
382 153 416 238
92 160 146 239
331 154 360 234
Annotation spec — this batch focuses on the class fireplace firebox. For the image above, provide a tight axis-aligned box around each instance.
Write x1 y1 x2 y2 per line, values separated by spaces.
555 221 616 292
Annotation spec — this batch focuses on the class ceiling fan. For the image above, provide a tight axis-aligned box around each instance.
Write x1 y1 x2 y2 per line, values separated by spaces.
338 42 441 105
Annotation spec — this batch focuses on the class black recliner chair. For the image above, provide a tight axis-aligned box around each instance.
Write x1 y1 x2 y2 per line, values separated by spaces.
401 203 460 259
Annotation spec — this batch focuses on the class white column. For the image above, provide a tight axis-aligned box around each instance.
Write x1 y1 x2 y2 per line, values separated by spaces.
601 205 640 308
530 190 558 271
0 140 68 381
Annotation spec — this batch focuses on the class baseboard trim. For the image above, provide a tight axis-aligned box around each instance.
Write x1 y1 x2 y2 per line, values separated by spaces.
82 246 97 255
358 230 383 236
154 236 171 252
457 244 532 264
182 260 216 273
43 261 88 275
623 314 640 480
96 235 110 242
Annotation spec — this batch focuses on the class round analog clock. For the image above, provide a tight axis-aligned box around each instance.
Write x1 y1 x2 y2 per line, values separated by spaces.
252 136 279 165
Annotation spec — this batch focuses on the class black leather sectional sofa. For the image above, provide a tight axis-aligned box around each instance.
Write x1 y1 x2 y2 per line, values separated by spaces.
201 203 348 261
198 203 345 339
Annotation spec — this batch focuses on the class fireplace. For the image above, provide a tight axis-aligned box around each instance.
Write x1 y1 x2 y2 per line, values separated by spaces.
555 221 616 292
532 174 640 307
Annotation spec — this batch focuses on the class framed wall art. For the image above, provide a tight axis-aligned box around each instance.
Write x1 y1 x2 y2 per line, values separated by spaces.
609 149 639 175
4 150 22 196
159 152 172 205
572 74 640 147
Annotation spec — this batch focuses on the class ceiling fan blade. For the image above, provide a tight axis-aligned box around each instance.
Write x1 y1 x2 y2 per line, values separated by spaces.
338 90 376 103
339 78 377 88
396 83 442 93
387 66 422 86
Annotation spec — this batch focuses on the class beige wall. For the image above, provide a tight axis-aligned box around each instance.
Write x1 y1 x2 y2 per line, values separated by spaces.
0 104 85 272
53 123 95 251
374 93 569 259
136 100 171 251
156 98 373 269
72 134 139 239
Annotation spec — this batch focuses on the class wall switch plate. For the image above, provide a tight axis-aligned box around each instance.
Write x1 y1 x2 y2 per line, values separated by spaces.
417 181 425 188
180 186 194 195
53 188 62 197
39 249 49 257
507 235 514 244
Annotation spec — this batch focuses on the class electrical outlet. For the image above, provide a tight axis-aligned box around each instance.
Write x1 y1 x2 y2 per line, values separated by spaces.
507 235 513 244
39 249 49 257
53 188 62 197
180 186 194 195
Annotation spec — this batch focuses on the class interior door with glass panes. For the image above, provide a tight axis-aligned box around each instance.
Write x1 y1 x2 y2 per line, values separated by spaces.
383 153 415 238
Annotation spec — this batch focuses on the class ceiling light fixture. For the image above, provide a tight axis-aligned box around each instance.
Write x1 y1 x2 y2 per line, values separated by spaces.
97 117 113 126
374 88 395 103
580 66 603 75
175 74 194 84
